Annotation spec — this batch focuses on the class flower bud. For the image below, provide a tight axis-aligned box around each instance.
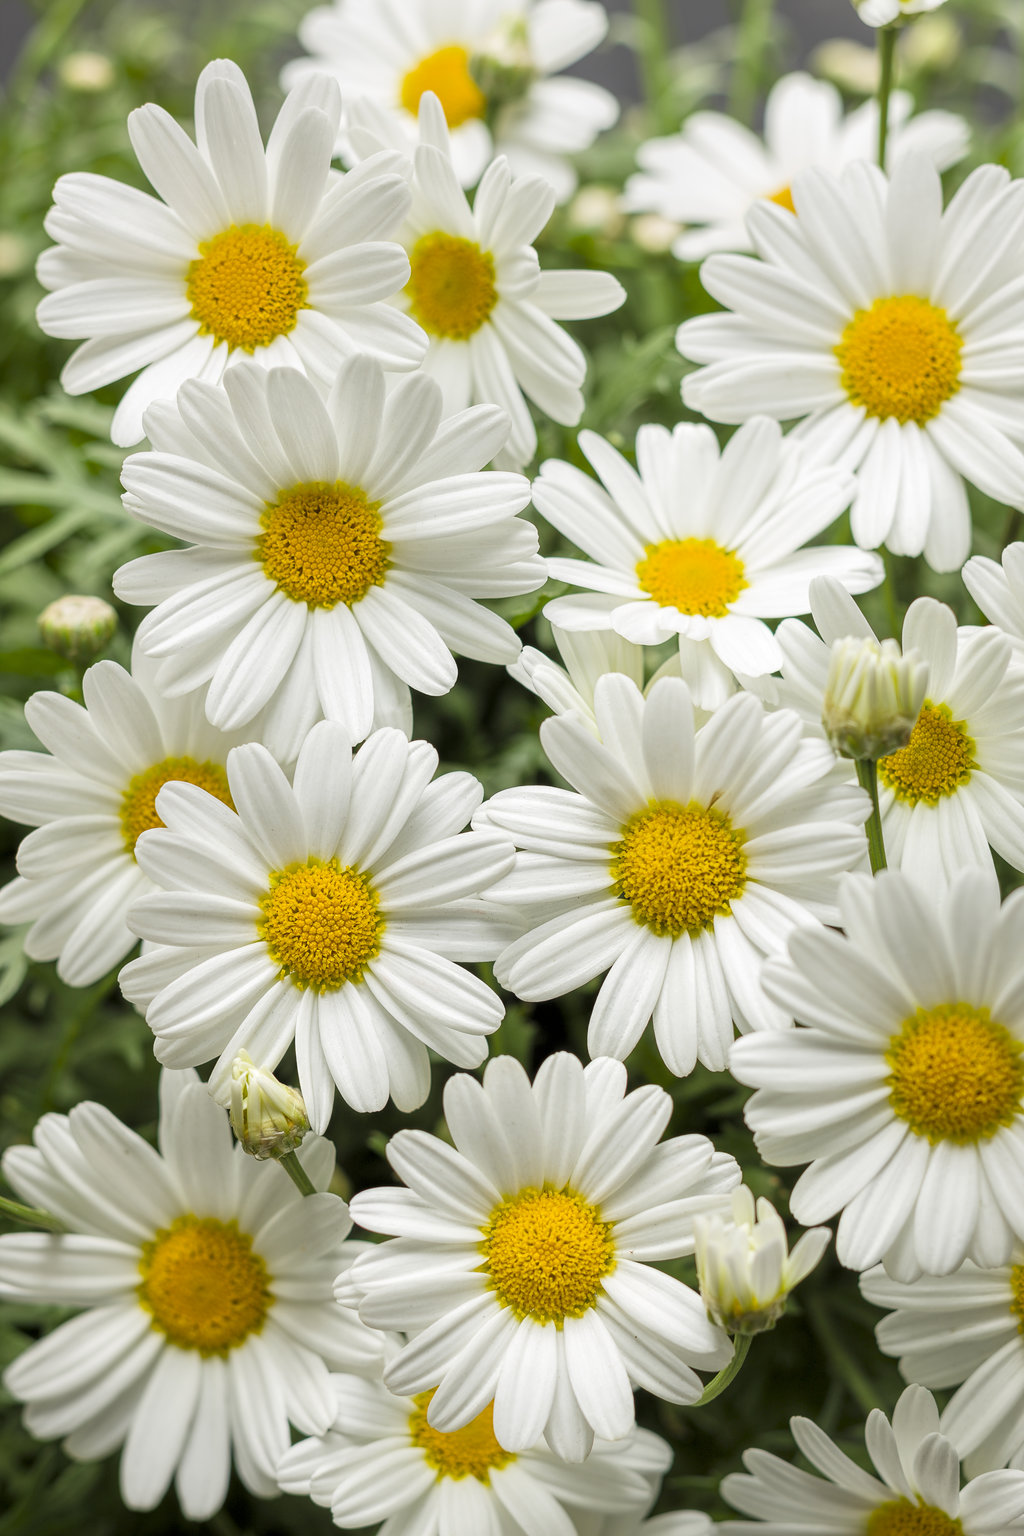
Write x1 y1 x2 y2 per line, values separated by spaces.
59 51 115 91
38 594 117 663
821 635 928 761
229 1052 309 1160
694 1187 830 1336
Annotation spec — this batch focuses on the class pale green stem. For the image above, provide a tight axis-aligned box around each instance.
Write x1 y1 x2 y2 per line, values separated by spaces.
855 758 888 873
881 547 901 639
631 0 674 132
876 25 899 169
692 1333 752 1406
729 0 775 125
0 1193 64 1232
279 1151 317 1196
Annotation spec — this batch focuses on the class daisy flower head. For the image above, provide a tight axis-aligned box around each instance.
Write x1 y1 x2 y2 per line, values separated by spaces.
278 1368 672 1534
340 1052 740 1462
509 623 646 731
534 416 880 711
36 59 426 447
718 1383 1024 1534
733 866 1024 1281
677 155 1024 572
119 720 517 1129
283 0 618 200
345 91 626 468
0 1068 381 1521
0 640 253 986
694 1186 830 1336
623 72 968 261
963 542 1024 665
855 0 950 27
477 672 870 1075
113 355 542 755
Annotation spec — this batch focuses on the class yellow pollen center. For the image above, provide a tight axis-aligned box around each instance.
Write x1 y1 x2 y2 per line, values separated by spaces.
406 233 498 340
886 1003 1024 1144
259 857 383 991
481 1187 614 1325
877 702 975 804
120 756 233 856
138 1215 269 1355
409 1391 515 1482
400 45 486 127
1010 1265 1024 1333
835 294 962 426
636 537 748 617
612 802 747 937
186 224 308 353
767 185 795 214
257 481 389 609
866 1500 964 1536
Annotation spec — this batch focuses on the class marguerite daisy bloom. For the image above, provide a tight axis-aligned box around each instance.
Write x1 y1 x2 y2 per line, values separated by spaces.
855 0 949 26
119 721 516 1129
477 673 869 1074
718 1384 1024 1534
283 0 618 199
623 72 967 261
534 416 880 709
733 868 1024 1281
36 59 425 447
340 1053 740 1461
963 542 1024 665
278 1370 670 1533
0 1068 381 1521
347 92 626 468
694 1187 830 1336
113 355 542 755
677 155 1024 571
0 642 251 986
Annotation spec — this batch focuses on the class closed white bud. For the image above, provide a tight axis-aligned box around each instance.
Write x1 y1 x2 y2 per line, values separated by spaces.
38 594 117 662
821 635 928 761
229 1052 309 1160
694 1187 830 1336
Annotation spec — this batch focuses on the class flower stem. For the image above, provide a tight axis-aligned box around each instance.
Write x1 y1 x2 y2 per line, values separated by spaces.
631 0 674 132
729 0 775 125
279 1151 317 1196
0 1194 64 1232
876 25 898 169
855 758 888 872
692 1334 752 1406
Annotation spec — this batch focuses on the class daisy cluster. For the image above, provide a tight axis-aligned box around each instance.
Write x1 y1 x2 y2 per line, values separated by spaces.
7 0 1024 1531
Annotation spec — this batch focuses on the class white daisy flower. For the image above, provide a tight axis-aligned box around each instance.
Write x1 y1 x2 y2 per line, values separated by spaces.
0 642 252 986
283 0 619 200
477 673 869 1074
0 1068 381 1521
623 73 967 261
694 1186 830 1336
718 1383 1024 1534
346 92 626 469
855 0 950 27
119 721 516 1129
113 355 542 755
534 417 880 711
733 867 1024 1281
963 542 1024 665
278 1369 670 1533
677 155 1024 572
36 58 426 447
509 624 646 731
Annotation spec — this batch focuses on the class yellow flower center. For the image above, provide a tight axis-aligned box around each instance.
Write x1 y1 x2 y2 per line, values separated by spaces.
138 1215 269 1355
877 702 975 804
835 295 962 426
400 44 486 127
886 1003 1024 1144
612 803 747 937
866 1501 964 1536
406 233 498 340
409 1390 515 1482
257 481 389 609
186 224 308 353
259 857 383 991
635 537 748 618
120 755 233 857
1010 1265 1024 1333
481 1187 615 1325
767 185 795 214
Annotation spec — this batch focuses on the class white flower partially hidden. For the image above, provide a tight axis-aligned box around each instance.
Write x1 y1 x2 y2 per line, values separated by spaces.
119 721 517 1128
575 1517 712 1536
0 1069 380 1521
694 1187 830 1335
855 0 949 27
822 633 929 760
114 356 542 755
509 624 645 731
340 1053 740 1462
36 59 425 446
678 156 1024 572
964 542 1024 665
624 72 967 261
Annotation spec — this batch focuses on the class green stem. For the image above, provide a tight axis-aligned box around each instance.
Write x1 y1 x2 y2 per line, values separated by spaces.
855 758 888 873
729 0 775 126
279 1151 317 1197
692 1334 752 1406
631 0 674 132
0 1194 64 1233
805 1295 887 1415
881 547 901 639
876 25 898 170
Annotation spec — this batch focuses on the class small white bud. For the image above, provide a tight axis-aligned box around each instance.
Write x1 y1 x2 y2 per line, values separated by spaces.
695 1187 830 1336
629 213 680 254
810 38 880 93
59 51 116 92
229 1052 309 1160
822 635 929 761
38 594 117 663
567 185 625 239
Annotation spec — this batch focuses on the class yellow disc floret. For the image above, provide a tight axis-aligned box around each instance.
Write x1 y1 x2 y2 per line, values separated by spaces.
481 1187 615 1325
407 233 498 340
138 1215 270 1355
877 702 975 804
612 802 747 937
636 538 748 618
257 481 389 609
259 857 383 990
400 45 486 127
120 756 233 857
866 1500 964 1536
835 295 962 425
409 1390 515 1482
186 225 308 353
1010 1264 1024 1332
886 1003 1024 1144
767 185 795 214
